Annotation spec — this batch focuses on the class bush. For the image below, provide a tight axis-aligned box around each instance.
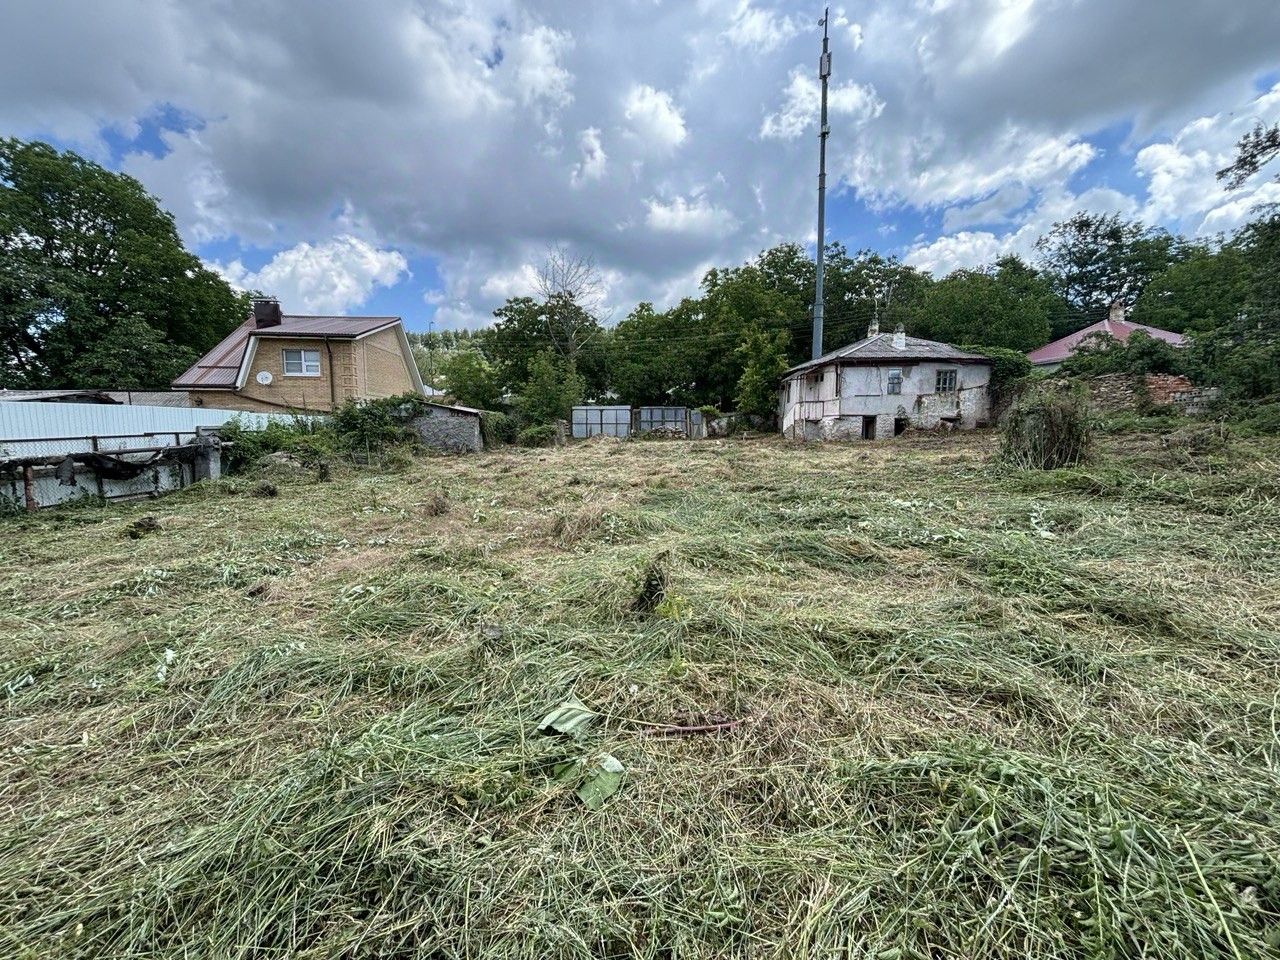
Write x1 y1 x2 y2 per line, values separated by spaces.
1238 401 1280 436
480 411 517 446
220 417 333 473
516 424 558 448
329 394 429 453
1001 386 1092 469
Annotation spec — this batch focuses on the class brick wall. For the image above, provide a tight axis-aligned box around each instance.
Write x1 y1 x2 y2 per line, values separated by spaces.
187 329 414 413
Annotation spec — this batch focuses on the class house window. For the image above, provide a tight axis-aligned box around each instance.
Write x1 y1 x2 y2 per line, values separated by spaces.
935 369 957 393
887 368 903 395
283 349 321 377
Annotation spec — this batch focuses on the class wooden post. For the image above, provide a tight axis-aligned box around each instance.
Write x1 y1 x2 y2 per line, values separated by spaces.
90 437 106 500
22 465 37 512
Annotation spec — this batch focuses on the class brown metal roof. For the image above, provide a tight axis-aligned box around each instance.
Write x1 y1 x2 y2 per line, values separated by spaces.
785 334 990 376
173 314 402 389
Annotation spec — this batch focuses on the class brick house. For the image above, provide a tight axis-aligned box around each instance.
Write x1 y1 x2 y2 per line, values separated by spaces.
173 299 426 412
779 321 993 441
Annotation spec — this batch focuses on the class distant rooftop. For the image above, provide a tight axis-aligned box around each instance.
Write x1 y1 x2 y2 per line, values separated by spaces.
1027 316 1186 366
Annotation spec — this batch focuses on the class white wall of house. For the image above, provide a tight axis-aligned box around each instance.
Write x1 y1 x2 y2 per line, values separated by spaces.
780 361 992 440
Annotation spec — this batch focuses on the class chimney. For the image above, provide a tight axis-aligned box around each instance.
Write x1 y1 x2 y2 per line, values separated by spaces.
893 323 906 350
867 316 880 339
1108 301 1126 326
253 297 283 329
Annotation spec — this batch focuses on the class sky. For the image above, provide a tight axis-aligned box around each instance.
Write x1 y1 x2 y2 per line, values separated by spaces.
3 0 1280 332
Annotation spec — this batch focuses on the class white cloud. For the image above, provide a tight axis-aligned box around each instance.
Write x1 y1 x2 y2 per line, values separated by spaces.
623 84 687 151
6 0 1280 327
570 126 607 185
760 68 883 140
724 1 802 52
215 235 409 314
509 25 574 108
478 262 540 300
645 194 738 235
1136 81 1280 234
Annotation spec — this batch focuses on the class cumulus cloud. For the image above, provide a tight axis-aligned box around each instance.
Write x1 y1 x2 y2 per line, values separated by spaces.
215 236 409 314
645 195 738 235
3 0 1279 322
724 1 802 52
760 69 883 140
570 126 607 185
623 84 687 151
509 25 574 108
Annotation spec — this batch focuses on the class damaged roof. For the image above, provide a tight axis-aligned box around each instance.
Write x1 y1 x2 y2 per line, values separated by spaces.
173 314 402 389
784 334 990 376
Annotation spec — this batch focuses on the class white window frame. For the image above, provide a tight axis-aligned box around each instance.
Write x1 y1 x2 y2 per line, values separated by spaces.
887 368 903 395
282 348 322 377
935 368 957 393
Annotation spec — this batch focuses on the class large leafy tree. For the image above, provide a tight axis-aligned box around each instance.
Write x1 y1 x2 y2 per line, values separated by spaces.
485 294 607 397
1131 245 1251 335
734 328 790 421
1034 213 1186 337
0 138 247 388
913 256 1057 351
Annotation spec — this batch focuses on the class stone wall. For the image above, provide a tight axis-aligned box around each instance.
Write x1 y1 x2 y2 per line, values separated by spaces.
409 406 483 453
1055 374 1220 416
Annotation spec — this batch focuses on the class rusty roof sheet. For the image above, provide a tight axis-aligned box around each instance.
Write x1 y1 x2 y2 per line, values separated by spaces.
1026 318 1186 366
785 334 990 376
173 315 402 389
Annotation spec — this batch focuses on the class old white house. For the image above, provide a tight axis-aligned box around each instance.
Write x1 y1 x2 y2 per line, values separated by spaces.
780 322 993 441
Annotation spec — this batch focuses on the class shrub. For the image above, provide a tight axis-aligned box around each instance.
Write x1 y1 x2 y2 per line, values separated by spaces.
329 394 428 453
1239 401 1280 436
516 424 558 448
697 405 722 422
219 417 333 473
1001 386 1092 469
480 411 517 446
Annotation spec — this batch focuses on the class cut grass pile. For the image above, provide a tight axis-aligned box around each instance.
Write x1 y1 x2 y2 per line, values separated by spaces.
2 430 1279 958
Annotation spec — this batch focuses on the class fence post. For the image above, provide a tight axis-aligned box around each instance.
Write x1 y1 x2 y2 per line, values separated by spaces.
90 436 106 500
22 465 37 511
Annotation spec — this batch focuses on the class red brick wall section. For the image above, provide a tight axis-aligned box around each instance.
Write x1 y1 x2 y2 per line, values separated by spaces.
1144 374 1195 406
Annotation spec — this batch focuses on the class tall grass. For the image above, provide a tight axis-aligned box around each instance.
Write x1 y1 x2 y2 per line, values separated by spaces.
1 430 1279 957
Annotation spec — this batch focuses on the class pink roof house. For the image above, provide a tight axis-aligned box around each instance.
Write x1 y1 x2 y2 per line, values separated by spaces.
1027 303 1186 369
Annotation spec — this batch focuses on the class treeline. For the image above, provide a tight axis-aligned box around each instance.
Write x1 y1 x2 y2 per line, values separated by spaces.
434 208 1280 424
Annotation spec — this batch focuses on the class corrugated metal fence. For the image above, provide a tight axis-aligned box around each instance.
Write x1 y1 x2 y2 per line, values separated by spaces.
1 401 316 509
0 402 306 458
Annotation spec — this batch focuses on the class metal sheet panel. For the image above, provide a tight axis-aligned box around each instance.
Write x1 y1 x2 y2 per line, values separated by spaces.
0 401 314 458
571 405 631 439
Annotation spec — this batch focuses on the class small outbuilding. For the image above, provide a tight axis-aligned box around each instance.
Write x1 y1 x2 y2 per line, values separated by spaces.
408 402 484 453
779 322 993 441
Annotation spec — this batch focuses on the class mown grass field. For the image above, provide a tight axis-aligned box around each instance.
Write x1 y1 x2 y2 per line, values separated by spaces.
2 429 1279 959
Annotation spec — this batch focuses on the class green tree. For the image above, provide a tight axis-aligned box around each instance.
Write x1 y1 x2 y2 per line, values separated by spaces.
513 350 585 425
914 256 1055 351
439 348 503 410
1218 122 1280 190
1131 245 1250 335
1035 213 1185 337
734 328 790 420
0 138 248 388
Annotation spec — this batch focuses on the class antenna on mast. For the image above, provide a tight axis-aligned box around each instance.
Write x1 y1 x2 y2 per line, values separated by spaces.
811 7 832 360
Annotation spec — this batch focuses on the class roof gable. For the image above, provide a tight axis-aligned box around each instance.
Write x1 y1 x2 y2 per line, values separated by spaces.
173 314 407 389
